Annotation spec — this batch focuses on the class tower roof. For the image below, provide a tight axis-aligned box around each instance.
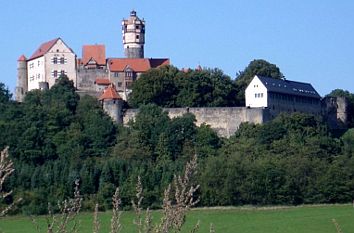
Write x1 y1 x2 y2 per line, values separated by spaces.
18 54 27 61
99 84 122 100
123 10 144 24
130 10 137 17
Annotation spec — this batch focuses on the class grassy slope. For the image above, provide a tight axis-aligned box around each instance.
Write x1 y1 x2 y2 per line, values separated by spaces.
0 205 353 233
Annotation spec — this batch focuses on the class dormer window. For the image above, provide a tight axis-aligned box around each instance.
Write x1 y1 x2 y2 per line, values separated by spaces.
125 70 133 78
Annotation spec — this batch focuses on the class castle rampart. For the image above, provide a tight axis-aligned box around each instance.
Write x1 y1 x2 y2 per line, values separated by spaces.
123 107 271 138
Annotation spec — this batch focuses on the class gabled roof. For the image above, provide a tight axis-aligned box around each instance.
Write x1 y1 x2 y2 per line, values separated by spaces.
28 38 60 60
108 58 170 72
256 76 321 98
108 58 150 72
99 84 122 100
82 45 106 66
18 54 27 61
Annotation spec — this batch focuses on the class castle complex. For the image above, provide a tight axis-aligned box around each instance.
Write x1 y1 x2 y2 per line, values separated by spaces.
16 10 169 102
15 11 349 137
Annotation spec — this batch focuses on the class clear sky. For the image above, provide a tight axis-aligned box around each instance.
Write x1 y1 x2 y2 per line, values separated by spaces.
1 0 353 96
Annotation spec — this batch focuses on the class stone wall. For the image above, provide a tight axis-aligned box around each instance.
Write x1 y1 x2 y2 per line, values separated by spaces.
77 68 107 92
322 96 349 129
123 107 270 138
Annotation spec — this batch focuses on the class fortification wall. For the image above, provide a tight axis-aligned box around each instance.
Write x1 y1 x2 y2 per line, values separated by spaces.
123 107 270 137
322 96 349 129
77 68 107 92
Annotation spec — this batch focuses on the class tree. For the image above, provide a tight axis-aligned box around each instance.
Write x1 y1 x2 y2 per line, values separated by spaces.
0 147 21 216
235 59 283 105
131 104 170 152
175 68 237 107
0 83 12 103
129 65 179 108
341 128 354 156
129 66 238 108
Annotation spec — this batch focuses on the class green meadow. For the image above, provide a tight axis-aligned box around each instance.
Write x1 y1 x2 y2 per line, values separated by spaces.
0 205 353 233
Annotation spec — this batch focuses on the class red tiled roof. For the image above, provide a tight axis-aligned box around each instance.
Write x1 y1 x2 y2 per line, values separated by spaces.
28 38 60 60
108 58 151 72
95 78 111 85
108 58 170 72
99 85 122 100
18 54 27 61
82 45 106 65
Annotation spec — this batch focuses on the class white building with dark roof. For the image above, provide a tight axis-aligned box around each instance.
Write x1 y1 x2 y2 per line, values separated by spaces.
246 75 322 116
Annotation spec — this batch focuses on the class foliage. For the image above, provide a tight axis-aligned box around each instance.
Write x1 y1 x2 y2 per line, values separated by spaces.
129 66 179 108
0 147 21 216
129 66 237 108
0 83 12 103
1 76 354 215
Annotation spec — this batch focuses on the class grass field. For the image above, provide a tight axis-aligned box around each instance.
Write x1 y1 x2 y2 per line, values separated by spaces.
0 204 353 233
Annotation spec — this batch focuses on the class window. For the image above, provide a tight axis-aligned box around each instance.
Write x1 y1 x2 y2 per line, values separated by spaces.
125 71 133 78
255 93 257 98
38 60 41 66
117 82 122 87
53 70 58 78
53 57 58 64
29 76 34 81
260 93 263 98
36 74 40 80
114 72 119 77
60 70 65 76
60 57 65 64
136 25 140 29
136 35 140 39
29 63 34 69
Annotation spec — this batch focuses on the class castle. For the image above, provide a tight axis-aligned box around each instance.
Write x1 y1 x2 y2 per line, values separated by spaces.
16 10 169 102
15 11 349 137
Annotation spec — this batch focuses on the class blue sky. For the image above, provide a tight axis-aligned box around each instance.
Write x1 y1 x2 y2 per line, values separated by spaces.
1 0 353 96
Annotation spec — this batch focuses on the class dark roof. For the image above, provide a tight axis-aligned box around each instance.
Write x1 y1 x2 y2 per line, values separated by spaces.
257 76 321 98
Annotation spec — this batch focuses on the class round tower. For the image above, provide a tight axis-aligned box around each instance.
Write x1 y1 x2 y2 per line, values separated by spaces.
99 84 124 123
122 10 145 58
15 55 28 102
